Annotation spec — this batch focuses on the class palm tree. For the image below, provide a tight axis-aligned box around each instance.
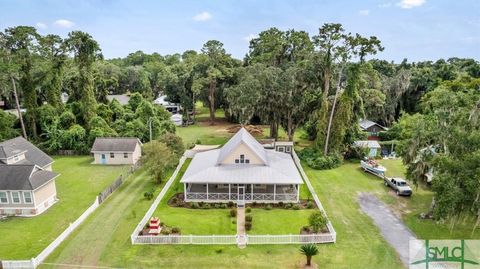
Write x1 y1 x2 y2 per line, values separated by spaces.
299 244 319 266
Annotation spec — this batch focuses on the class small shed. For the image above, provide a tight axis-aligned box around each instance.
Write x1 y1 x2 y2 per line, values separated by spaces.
359 119 387 140
171 114 183 126
91 137 142 165
354 140 381 157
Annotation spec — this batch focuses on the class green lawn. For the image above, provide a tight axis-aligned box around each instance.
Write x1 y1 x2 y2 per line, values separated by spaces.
0 156 127 259
153 159 236 235
247 208 316 235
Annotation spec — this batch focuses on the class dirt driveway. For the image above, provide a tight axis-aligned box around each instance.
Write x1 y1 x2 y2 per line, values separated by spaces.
358 193 416 267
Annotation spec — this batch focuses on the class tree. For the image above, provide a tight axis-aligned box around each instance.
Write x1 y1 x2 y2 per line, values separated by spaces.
308 211 328 233
39 34 67 109
158 133 185 159
142 141 175 183
0 109 19 140
299 244 319 266
64 31 102 126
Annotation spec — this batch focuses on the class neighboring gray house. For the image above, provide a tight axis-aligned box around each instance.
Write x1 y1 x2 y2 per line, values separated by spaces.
0 137 59 216
354 140 381 157
359 119 387 140
181 128 303 204
91 137 142 165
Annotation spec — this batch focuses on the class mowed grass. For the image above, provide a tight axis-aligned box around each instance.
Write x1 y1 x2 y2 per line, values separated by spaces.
247 208 316 235
153 159 236 235
0 156 127 259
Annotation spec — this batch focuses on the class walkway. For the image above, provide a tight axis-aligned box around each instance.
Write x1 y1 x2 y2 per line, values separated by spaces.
358 193 416 267
236 206 246 248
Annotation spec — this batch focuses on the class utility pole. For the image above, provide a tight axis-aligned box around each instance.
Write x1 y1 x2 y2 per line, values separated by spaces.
148 117 153 142
11 76 27 139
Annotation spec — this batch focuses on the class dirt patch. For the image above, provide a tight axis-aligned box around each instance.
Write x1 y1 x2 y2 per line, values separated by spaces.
295 260 319 269
226 124 264 136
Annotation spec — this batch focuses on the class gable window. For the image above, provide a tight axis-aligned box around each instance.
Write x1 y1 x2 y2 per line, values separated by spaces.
286 147 291 153
14 155 19 162
0 192 8 203
124 153 128 158
245 159 250 164
235 159 239 163
240 154 245 163
11 192 20 204
23 192 32 204
110 152 115 158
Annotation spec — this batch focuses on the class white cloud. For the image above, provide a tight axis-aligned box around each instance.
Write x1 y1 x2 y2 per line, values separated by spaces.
192 12 212 22
53 19 75 28
244 34 258 42
397 0 426 9
36 22 47 30
359 9 370 16
378 3 392 8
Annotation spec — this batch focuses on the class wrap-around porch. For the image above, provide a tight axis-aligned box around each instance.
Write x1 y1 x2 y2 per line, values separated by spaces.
184 183 300 203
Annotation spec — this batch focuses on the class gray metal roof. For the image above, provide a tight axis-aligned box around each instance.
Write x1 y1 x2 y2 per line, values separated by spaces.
0 164 58 190
359 119 386 131
217 128 268 165
91 137 142 152
181 149 303 184
107 95 130 105
0 137 53 168
354 140 381 149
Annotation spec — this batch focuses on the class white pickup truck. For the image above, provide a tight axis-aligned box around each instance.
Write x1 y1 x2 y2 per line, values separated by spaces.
384 177 412 196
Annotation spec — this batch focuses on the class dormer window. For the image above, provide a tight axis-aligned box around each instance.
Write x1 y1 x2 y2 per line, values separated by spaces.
234 154 249 164
14 155 19 162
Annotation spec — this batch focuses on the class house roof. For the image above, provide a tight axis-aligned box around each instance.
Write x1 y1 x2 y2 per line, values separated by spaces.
217 128 268 165
0 164 58 190
0 137 53 168
359 119 386 131
107 94 130 105
354 140 381 149
181 149 303 184
91 137 142 152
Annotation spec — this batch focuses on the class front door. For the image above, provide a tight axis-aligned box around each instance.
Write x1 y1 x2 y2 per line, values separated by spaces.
238 185 245 201
101 154 107 164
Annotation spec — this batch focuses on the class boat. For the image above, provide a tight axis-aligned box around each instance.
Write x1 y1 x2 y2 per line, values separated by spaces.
360 158 387 176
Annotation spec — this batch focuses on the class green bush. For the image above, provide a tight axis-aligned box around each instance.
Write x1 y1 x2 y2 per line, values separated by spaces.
143 190 154 200
278 201 284 207
292 204 300 210
245 222 252 231
284 203 292 209
171 197 178 204
299 148 342 170
230 208 237 217
265 204 272 210
190 202 199 209
214 203 221 209
215 248 223 254
309 212 328 233
203 203 211 209
246 207 252 213
160 227 172 235
245 215 253 222
306 201 314 209
232 219 237 224
171 227 181 234
220 203 228 209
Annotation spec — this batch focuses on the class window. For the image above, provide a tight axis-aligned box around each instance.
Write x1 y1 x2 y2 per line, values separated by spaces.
23 192 32 203
240 154 245 163
286 146 291 153
278 147 285 152
123 153 128 158
110 152 115 158
0 192 7 203
235 159 239 163
11 192 20 204
14 155 19 162
245 159 250 164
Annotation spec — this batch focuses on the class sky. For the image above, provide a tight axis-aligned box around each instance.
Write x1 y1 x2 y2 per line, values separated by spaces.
0 0 479 62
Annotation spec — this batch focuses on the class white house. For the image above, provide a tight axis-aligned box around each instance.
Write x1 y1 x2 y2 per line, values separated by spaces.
154 95 181 113
171 113 183 126
91 137 142 165
181 128 303 204
0 137 59 216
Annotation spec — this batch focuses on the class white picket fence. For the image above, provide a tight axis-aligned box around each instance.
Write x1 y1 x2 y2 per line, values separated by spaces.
131 156 187 243
0 260 36 269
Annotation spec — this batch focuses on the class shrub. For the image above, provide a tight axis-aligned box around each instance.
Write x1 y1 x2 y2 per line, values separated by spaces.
203 203 211 209
232 219 237 224
171 197 178 204
284 203 292 209
160 222 165 227
300 148 343 170
265 204 272 210
301 225 311 233
143 190 154 200
245 222 252 231
214 203 221 209
292 204 300 210
215 248 223 254
308 212 328 233
306 201 314 209
230 208 237 217
245 215 253 222
195 139 202 144
171 227 181 234
190 202 199 209
252 201 257 206
160 227 172 235
228 201 234 208
220 203 227 209
199 201 205 207
278 201 284 207
246 207 252 213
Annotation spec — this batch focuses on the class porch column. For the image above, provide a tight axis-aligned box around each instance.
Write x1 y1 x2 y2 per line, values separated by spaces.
296 184 300 202
183 183 187 201
206 183 209 200
228 184 231 200
251 184 253 201
273 184 276 202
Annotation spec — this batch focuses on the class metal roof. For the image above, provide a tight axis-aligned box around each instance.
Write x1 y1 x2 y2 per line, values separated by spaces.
181 149 303 185
217 127 268 165
354 140 381 149
0 137 53 168
359 119 386 131
91 137 142 152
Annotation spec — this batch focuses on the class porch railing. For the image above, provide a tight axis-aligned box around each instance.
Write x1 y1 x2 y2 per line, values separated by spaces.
185 192 297 202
